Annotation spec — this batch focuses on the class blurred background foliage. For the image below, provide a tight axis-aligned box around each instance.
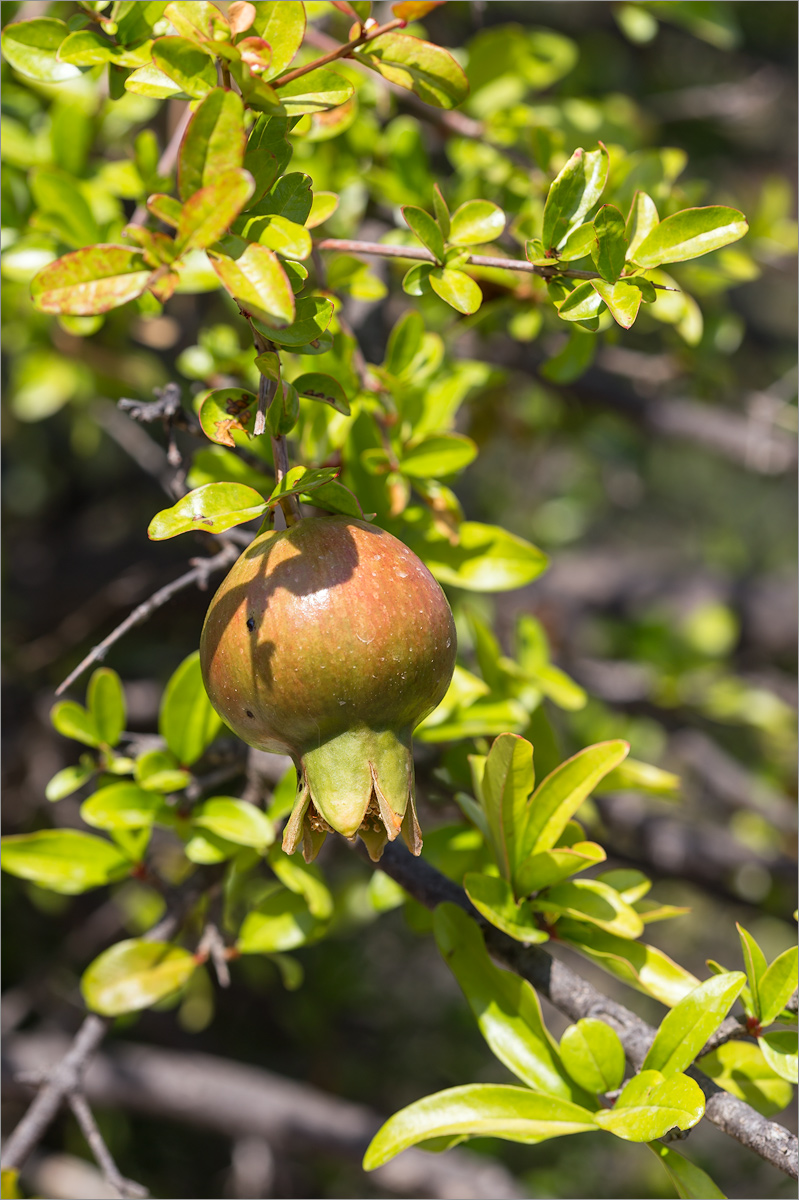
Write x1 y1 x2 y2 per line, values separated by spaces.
1 1 796 1198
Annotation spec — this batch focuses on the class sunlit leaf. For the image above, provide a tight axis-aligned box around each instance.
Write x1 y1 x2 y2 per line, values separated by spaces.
354 31 469 109
643 973 746 1077
148 482 267 539
81 939 196 1015
211 243 295 326
1 830 130 895
159 651 223 767
594 1069 704 1141
543 145 609 250
2 18 80 83
559 1018 625 1094
648 1143 727 1199
178 87 246 201
633 206 749 268
31 246 152 315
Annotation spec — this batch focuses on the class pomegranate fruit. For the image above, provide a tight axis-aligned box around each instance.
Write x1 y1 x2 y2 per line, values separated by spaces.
200 516 456 862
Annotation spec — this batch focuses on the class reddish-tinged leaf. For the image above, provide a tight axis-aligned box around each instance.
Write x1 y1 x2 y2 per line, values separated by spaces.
122 227 177 266
175 168 255 253
239 37 272 72
354 31 468 109
178 88 246 201
164 1 230 42
147 193 182 228
228 1 257 35
149 271 179 303
393 1 446 19
31 246 152 315
211 243 295 326
199 388 259 446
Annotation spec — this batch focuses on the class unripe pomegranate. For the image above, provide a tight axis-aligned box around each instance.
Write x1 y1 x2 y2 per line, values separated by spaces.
200 516 456 862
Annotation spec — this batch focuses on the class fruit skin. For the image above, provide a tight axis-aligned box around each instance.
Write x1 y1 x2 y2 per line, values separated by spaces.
200 516 457 861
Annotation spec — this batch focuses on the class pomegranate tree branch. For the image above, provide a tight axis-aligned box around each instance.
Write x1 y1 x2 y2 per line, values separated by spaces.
67 1089 149 1199
251 331 301 526
373 841 799 1181
272 17 406 90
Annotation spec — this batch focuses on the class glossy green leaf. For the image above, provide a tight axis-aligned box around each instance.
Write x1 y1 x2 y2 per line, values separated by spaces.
252 1 306 78
538 879 644 939
416 522 548 591
598 759 680 796
178 88 246 201
448 199 505 246
480 733 534 883
276 68 354 116
558 921 699 1007
560 1018 625 1094
429 268 483 315
147 193 183 228
364 1084 597 1168
255 296 334 347
151 36 217 99
81 783 165 831
758 1031 798 1084
542 145 609 250
556 222 596 261
134 749 191 793
31 246 152 315
354 32 469 110
292 373 350 415
267 381 300 436
267 845 333 919
87 667 126 748
198 387 258 446
126 63 189 99
246 171 313 225
400 433 478 479
2 18 80 83
643 973 746 1077
45 760 96 802
592 204 627 282
402 206 445 261
558 282 605 323
697 1042 793 1117
211 243 295 327
402 262 433 296
51 700 101 748
431 183 450 238
237 887 320 953
1 830 130 895
463 873 549 944
594 1069 705 1141
516 842 606 895
244 113 292 201
758 946 799 1027
164 0 230 41
159 651 223 767
648 1143 727 1200
148 482 267 540
626 191 659 260
306 191 339 229
434 904 581 1098
737 923 767 1017
193 797 274 851
633 206 748 268
81 939 196 1015
175 169 255 254
524 741 629 856
188 446 274 492
266 465 342 508
591 278 645 328
184 829 241 864
256 215 312 261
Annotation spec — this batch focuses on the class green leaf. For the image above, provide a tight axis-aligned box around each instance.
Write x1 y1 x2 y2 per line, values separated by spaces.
432 183 450 238
188 446 271 492
237 887 321 952
178 87 246 201
434 904 582 1099
212 243 295 327
198 387 258 446
648 1143 727 1200
251 1 306 79
81 939 196 1015
45 760 96 802
592 204 627 282
429 268 483 315
254 215 311 261
2 18 80 83
31 246 152 315
51 700 101 748
275 67 354 116
267 845 333 919
1 830 130 895
364 1084 597 1168
402 206 445 261
594 1069 705 1141
415 521 548 591
480 733 534 883
163 0 230 41
558 282 605 323
643 973 746 1077
134 749 191 793
175 169 255 254
758 946 799 1027
400 433 478 479
292 372 350 415
267 465 342 507
81 783 165 830
542 145 609 250
590 278 645 329
159 650 223 766
560 1018 625 1094
147 193 183 228
448 199 505 246
737 923 767 1017
556 222 596 261
354 31 469 110
758 1031 798 1084
193 797 274 851
633 206 748 269
125 63 189 99
626 191 659 260
538 879 644 939
463 873 549 944
30 168 101 250
87 667 126 748
524 741 629 856
558 922 699 1007
148 482 267 540
244 113 292 201
151 35 217 99
402 262 433 296
184 829 241 864
255 296 334 347
267 380 300 436
1 1168 21 1200
697 1042 793 1117
306 191 339 229
516 843 606 895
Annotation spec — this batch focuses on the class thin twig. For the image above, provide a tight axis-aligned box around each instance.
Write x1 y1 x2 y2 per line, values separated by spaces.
272 17 406 90
195 923 231 988
67 1090 149 1199
54 544 240 696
